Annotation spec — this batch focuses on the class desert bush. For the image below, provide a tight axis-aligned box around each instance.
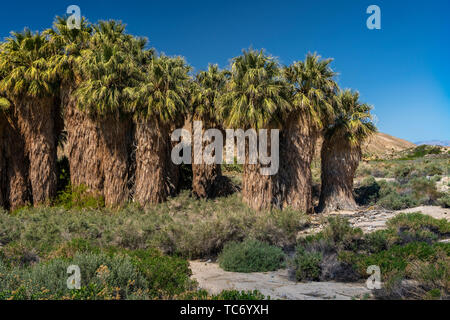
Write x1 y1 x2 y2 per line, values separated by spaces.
354 176 380 205
125 249 195 298
374 178 442 210
218 239 285 273
0 193 309 259
399 145 442 160
295 213 450 289
387 212 449 239
294 218 363 282
179 289 267 300
373 250 449 300
0 247 196 300
0 252 149 300
438 194 450 208
352 242 449 277
294 247 322 281
56 184 105 210
320 216 363 251
362 229 397 253
408 177 442 205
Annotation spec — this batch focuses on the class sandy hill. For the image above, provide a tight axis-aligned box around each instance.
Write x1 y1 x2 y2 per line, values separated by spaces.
362 132 416 157
315 132 415 159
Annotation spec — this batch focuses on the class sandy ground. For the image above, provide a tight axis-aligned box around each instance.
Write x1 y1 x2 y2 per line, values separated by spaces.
190 261 371 300
335 205 449 233
190 205 449 300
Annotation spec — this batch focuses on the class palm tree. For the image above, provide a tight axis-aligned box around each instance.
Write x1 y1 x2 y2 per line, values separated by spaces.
0 95 31 210
45 17 100 195
75 20 150 207
0 97 9 208
281 53 337 213
219 49 290 211
129 55 190 206
190 64 230 198
0 29 60 206
318 89 376 212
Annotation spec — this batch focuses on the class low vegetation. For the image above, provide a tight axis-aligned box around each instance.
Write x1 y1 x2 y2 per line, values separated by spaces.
354 153 449 210
0 191 308 261
293 213 450 299
0 237 270 300
218 239 285 273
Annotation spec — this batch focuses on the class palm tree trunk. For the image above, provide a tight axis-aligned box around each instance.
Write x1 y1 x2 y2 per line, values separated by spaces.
0 114 7 208
242 129 280 211
99 115 132 207
279 113 316 213
3 114 30 210
13 98 57 206
318 134 360 212
192 162 223 198
134 119 173 206
64 88 104 194
191 117 223 198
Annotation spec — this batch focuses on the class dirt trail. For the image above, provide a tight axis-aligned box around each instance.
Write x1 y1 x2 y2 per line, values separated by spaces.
190 261 371 300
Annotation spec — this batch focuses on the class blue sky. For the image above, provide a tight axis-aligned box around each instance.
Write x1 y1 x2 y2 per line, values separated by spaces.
0 0 448 142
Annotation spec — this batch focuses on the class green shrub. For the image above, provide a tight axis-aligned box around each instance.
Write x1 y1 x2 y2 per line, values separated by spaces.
373 250 449 300
0 252 149 300
179 289 267 300
362 229 397 253
56 185 105 210
125 249 195 298
408 177 442 205
320 216 363 251
218 239 285 273
437 194 450 208
355 176 381 205
0 248 196 300
387 212 449 235
399 145 442 160
354 242 450 276
212 289 267 300
294 247 322 281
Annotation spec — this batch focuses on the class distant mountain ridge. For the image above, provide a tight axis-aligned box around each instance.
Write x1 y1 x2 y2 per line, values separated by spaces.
414 140 450 147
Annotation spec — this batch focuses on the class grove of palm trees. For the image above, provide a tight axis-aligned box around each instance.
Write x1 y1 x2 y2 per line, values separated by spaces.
0 13 449 303
0 16 376 213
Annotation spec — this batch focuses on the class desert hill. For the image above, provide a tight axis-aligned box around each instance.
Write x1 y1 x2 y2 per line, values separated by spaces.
362 132 416 157
315 132 416 159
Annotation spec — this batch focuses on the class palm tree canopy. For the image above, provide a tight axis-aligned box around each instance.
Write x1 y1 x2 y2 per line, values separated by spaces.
129 54 191 124
0 29 58 99
74 20 152 117
219 49 290 130
45 16 93 84
191 64 229 124
326 89 377 146
284 53 337 129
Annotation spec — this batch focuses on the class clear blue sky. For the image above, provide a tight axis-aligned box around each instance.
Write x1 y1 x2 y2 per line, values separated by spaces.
1 0 448 142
